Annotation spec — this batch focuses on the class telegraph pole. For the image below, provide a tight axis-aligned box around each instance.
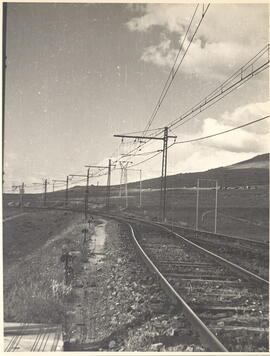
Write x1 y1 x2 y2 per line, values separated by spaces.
85 162 115 210
69 171 90 220
161 127 168 222
52 179 67 206
85 168 90 219
119 165 124 203
106 159 112 209
195 178 218 233
44 179 48 207
195 179 200 231
114 127 176 221
32 182 44 207
139 170 142 207
214 180 218 233
125 168 143 208
20 182 25 209
65 175 69 207
124 166 128 208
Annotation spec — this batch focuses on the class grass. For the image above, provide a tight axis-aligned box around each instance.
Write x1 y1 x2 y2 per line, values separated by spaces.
3 210 83 324
4 183 269 242
102 186 268 241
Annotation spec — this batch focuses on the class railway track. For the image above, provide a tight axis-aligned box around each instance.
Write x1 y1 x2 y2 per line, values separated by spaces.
157 221 269 279
113 215 268 352
22 206 269 351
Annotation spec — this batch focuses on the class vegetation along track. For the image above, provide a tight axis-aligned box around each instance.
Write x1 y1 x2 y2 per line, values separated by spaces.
114 215 269 352
24 207 269 351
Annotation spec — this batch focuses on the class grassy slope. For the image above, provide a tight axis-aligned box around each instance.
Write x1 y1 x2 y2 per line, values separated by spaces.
108 185 269 241
3 210 79 266
3 209 83 323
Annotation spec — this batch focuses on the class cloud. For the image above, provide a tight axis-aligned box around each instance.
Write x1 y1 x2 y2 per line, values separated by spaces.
126 4 193 33
197 118 266 153
120 101 269 177
182 100 270 154
127 4 267 44
141 36 178 68
127 4 268 80
140 36 253 80
222 101 270 134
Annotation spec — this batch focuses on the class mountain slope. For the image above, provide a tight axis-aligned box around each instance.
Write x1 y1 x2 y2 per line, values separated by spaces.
129 153 269 189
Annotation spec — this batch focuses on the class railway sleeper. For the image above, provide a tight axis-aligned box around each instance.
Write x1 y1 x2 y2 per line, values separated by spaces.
166 273 236 280
212 325 269 333
158 261 213 267
206 315 268 327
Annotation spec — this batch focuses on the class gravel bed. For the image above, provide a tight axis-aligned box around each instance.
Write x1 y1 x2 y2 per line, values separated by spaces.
66 218 205 352
131 221 269 352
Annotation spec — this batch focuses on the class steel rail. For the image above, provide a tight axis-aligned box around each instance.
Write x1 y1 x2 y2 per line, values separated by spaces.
157 221 269 248
113 217 228 352
20 205 268 351
119 214 269 287
23 206 268 284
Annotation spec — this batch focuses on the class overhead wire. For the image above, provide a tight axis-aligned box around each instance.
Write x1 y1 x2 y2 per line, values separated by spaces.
142 3 209 134
7 17 269 190
9 111 268 191
124 115 269 169
173 115 270 144
115 43 269 166
114 4 208 161
168 44 269 130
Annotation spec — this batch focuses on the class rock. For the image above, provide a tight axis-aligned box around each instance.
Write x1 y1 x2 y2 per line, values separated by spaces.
150 343 163 351
184 345 194 352
108 340 116 349
165 327 176 336
74 282 84 288
194 346 205 351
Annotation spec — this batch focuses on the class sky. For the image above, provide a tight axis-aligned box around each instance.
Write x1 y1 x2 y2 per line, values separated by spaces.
3 2 269 192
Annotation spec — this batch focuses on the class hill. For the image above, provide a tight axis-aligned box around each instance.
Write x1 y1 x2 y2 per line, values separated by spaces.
128 153 269 189
4 153 269 202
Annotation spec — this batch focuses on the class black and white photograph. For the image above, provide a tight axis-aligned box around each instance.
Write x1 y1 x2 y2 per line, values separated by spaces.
2 1 269 353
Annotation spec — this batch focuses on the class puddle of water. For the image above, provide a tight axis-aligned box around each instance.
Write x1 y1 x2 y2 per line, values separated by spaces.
88 218 107 264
